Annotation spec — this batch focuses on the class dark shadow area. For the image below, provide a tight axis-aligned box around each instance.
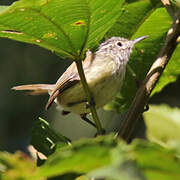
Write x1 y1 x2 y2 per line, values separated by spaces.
0 0 18 6
0 37 71 152
0 0 72 152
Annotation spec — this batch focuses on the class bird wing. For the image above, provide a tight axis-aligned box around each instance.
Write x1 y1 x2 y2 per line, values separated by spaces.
46 50 94 110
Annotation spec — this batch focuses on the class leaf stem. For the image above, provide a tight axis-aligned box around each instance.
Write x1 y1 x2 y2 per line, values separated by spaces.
118 10 180 142
75 59 103 135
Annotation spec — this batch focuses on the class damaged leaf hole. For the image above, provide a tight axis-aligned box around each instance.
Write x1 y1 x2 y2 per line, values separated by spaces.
72 20 85 26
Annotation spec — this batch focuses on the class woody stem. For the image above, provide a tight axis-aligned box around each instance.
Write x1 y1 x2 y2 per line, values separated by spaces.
119 10 180 142
75 59 103 135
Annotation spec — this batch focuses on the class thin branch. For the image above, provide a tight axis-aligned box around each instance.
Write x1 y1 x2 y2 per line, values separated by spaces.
161 0 175 20
118 11 180 142
75 53 103 135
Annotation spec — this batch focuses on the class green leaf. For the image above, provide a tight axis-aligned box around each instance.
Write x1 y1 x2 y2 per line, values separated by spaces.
106 0 160 39
0 151 37 180
171 0 180 8
0 0 124 59
34 134 145 180
131 140 180 180
88 140 145 180
0 6 8 13
143 104 180 148
34 135 180 180
152 44 180 94
31 117 71 157
35 135 117 178
105 5 172 112
1 135 180 180
88 160 145 180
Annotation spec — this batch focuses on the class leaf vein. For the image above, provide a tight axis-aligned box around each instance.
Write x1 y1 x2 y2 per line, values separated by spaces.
31 8 77 56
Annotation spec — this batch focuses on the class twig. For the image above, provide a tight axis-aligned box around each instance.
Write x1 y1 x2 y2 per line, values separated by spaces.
75 59 103 135
161 0 175 20
118 11 180 142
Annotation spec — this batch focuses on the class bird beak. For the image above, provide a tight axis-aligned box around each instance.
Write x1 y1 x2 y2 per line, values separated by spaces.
132 35 148 44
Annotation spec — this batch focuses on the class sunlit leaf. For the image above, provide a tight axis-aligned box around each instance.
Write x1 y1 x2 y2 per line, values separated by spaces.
0 6 8 13
35 135 117 178
0 0 124 59
131 140 180 180
144 104 180 148
152 44 180 94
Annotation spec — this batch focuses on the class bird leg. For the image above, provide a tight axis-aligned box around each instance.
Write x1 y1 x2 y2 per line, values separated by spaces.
66 99 105 133
80 114 106 135
62 110 97 129
80 114 97 128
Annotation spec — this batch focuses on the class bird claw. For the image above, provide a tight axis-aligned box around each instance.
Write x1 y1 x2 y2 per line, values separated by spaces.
80 114 96 128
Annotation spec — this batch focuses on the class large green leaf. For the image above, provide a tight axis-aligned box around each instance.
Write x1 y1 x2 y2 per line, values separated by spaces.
33 134 145 180
91 140 180 180
143 104 180 148
171 0 180 8
0 0 124 59
105 4 172 112
0 6 8 13
1 135 180 180
88 144 145 180
131 140 180 180
35 135 117 178
152 44 180 94
33 135 180 180
106 0 160 39
88 162 145 180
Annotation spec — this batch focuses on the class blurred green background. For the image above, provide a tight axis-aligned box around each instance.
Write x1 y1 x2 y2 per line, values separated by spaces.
0 0 72 152
0 0 179 153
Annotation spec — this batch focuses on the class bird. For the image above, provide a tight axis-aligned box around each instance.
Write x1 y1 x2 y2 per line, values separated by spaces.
12 36 148 128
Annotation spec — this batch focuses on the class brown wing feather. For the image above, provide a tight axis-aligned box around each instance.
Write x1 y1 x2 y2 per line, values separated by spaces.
45 80 79 110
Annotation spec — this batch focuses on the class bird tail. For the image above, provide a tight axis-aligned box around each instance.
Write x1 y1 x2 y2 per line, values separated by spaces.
12 84 55 95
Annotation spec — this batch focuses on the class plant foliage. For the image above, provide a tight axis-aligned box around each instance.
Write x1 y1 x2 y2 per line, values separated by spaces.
0 0 180 179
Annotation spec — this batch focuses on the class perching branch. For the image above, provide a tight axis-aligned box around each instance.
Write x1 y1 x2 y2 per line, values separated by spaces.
119 10 180 142
75 53 103 135
161 0 175 20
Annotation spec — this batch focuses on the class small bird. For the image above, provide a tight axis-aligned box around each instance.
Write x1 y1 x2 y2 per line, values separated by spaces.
12 36 147 127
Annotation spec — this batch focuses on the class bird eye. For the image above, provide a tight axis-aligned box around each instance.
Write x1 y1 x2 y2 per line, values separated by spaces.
117 42 122 46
